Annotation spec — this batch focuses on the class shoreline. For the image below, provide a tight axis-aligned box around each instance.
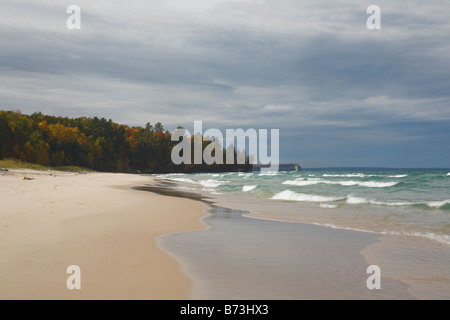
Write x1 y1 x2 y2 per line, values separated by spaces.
0 170 206 300
145 179 416 299
2 170 448 299
150 177 449 299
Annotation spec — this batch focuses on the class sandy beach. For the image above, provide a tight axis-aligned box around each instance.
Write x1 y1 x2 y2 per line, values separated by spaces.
0 170 206 300
2 169 448 300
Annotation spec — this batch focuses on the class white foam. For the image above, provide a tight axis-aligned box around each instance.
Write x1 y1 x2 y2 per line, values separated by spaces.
282 179 321 186
378 230 450 245
346 196 450 209
346 195 413 207
342 180 398 188
238 173 253 177
247 214 450 246
198 179 227 188
322 173 407 178
346 195 368 204
169 177 196 184
258 172 278 176
447 172 450 176
271 190 341 202
427 199 450 208
308 224 450 245
323 173 366 178
282 179 398 188
156 173 184 177
242 185 257 192
319 203 338 209
409 232 450 245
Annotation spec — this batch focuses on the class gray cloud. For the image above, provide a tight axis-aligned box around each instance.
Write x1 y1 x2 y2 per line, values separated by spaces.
0 0 449 167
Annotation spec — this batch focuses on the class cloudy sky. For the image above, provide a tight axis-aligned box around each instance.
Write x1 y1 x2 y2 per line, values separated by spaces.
1 0 449 167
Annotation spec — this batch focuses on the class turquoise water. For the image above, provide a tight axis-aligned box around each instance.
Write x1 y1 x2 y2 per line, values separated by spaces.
157 169 450 245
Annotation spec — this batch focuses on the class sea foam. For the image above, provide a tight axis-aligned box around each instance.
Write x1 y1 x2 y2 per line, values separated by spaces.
238 173 253 178
282 179 398 188
199 179 227 188
323 173 366 178
259 172 278 176
322 173 407 178
308 223 450 245
271 190 341 202
169 177 196 184
282 179 321 186
319 203 338 209
426 199 450 208
242 185 257 192
346 195 412 206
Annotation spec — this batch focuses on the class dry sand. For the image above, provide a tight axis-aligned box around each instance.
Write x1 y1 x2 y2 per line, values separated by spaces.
0 170 206 300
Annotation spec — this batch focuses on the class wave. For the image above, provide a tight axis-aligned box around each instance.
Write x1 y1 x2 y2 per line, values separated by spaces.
198 179 227 188
282 179 322 186
322 173 407 178
323 173 366 178
426 199 450 209
404 232 450 245
307 223 450 245
242 185 257 192
346 195 412 206
345 195 450 209
348 181 399 188
168 177 196 184
258 172 278 176
319 203 338 209
238 173 253 177
271 190 342 202
156 173 184 177
282 179 399 188
447 172 450 176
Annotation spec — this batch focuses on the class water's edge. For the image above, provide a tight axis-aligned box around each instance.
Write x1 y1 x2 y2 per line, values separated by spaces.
136 179 417 299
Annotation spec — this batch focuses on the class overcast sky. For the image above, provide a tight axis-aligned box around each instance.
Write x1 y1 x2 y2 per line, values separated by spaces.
1 0 449 167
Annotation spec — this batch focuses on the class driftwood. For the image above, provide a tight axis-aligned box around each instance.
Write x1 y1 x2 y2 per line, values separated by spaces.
23 177 35 181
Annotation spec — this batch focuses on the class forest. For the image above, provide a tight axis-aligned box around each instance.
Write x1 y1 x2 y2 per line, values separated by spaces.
0 110 251 173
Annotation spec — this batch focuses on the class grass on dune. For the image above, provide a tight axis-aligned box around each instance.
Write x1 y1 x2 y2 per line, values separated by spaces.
0 159 94 172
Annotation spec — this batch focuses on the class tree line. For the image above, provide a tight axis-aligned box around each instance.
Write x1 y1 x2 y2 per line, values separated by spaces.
0 110 251 173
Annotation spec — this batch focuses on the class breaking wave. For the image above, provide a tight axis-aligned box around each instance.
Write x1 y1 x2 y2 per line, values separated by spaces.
346 195 412 206
323 173 366 178
427 199 450 209
319 203 338 209
271 190 342 202
168 177 196 184
346 195 450 209
322 173 407 178
242 185 257 192
198 179 227 188
282 179 399 188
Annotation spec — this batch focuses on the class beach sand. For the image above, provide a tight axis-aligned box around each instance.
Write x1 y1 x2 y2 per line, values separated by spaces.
0 170 206 300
